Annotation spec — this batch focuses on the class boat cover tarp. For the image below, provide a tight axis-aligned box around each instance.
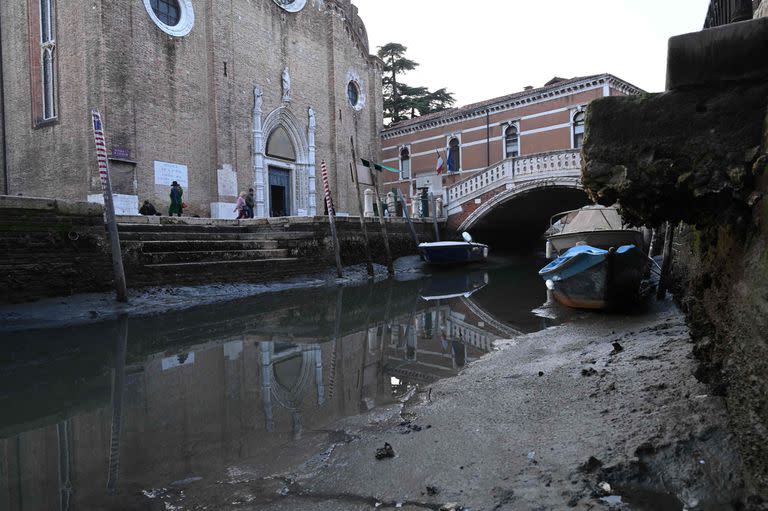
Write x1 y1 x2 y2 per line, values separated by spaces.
539 244 636 280
560 207 626 234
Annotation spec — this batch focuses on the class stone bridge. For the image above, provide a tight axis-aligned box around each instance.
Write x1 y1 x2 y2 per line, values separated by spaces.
444 149 589 246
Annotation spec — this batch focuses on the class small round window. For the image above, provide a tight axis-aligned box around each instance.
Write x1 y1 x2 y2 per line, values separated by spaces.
143 0 195 37
151 0 180 26
347 81 360 107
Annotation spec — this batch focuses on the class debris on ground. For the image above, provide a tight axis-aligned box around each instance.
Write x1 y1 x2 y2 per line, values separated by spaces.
580 456 603 473
426 485 440 496
440 503 462 511
375 443 395 460
581 368 598 377
596 481 612 496
610 341 624 355
397 420 424 434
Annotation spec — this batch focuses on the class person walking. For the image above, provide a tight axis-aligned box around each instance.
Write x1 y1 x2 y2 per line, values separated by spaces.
169 181 183 217
234 192 248 219
245 188 255 218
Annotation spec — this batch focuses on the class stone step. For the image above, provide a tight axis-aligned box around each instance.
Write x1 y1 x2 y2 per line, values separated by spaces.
119 231 276 241
118 225 317 240
139 249 290 265
128 240 281 252
142 257 300 270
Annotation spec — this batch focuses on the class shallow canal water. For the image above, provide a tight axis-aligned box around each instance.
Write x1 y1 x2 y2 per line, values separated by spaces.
0 253 554 510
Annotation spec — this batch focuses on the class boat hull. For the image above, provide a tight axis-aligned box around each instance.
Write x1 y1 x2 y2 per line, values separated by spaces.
539 245 646 310
548 229 645 255
418 242 489 265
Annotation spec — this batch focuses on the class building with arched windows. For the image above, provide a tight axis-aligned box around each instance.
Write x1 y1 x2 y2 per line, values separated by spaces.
0 0 382 218
380 74 642 204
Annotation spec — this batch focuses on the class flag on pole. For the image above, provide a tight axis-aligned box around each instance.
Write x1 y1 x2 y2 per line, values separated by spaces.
360 158 399 173
446 147 456 172
435 150 444 175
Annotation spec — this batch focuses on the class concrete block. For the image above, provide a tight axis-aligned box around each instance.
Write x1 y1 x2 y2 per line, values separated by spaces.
211 202 238 219
666 17 768 90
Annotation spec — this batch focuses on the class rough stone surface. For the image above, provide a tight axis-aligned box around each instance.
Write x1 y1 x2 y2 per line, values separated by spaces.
0 196 440 302
581 24 768 502
582 83 768 228
666 16 768 90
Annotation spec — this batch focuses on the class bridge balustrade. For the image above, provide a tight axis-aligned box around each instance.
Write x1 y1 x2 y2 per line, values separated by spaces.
446 149 582 207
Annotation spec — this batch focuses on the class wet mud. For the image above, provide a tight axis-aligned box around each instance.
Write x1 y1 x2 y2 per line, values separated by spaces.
134 300 747 510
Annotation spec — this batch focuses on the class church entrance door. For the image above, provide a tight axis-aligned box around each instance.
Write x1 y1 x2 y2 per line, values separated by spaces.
269 166 291 217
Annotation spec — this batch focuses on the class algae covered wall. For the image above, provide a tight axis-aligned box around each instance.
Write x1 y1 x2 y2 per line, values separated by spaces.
580 16 768 502
0 196 113 303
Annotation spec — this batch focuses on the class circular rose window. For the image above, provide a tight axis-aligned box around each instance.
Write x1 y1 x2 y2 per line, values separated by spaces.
272 0 307 13
143 0 195 37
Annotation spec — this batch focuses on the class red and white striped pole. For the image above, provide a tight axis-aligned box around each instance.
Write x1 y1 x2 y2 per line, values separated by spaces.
320 160 335 216
91 110 128 302
320 160 343 278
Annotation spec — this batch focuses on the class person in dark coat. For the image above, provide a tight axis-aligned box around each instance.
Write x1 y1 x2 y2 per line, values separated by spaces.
169 181 183 217
139 200 159 216
245 188 255 218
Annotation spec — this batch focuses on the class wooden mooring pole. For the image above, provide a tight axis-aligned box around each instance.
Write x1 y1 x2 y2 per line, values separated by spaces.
320 160 343 278
656 222 675 300
369 164 395 276
397 188 420 247
349 139 374 277
91 110 128 303
429 192 440 242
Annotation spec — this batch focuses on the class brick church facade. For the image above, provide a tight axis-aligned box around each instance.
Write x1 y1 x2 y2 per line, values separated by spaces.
0 0 382 218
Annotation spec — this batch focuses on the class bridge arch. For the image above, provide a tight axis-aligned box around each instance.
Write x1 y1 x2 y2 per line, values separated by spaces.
458 177 590 249
459 177 582 231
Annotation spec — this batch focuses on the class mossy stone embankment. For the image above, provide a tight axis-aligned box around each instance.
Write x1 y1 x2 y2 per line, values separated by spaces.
581 67 768 504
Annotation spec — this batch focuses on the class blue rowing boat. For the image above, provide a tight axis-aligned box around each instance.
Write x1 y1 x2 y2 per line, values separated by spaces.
538 244 646 310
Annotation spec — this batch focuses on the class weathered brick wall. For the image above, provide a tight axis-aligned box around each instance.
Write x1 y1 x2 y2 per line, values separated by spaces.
0 196 113 303
0 0 383 217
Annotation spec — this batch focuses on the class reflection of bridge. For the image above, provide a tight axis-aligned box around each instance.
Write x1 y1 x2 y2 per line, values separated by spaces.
445 149 583 233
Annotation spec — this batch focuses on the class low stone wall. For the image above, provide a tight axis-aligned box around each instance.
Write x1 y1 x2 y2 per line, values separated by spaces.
1 196 444 302
0 196 113 303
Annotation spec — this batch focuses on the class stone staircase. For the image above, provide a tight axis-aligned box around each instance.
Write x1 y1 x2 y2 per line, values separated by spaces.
117 222 312 287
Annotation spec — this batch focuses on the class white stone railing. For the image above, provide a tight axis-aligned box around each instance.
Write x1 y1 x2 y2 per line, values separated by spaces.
447 149 581 205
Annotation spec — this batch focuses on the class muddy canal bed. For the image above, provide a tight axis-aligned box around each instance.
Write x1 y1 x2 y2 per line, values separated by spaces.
0 255 747 510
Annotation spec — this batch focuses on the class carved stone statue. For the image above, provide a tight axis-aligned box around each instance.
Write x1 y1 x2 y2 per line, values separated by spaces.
308 107 315 130
281 68 291 103
254 85 263 113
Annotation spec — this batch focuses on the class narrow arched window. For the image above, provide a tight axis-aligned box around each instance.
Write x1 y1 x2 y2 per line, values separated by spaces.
400 146 411 180
39 0 57 121
448 137 460 172
266 126 296 161
573 111 585 149
504 125 519 158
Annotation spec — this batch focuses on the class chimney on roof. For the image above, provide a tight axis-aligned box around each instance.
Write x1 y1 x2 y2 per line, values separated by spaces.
524 85 533 91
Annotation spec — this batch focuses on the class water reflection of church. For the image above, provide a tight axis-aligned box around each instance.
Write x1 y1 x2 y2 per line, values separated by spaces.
0 291 516 510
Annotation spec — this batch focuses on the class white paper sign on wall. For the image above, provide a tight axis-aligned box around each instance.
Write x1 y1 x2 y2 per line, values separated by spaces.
154 161 189 188
217 165 237 197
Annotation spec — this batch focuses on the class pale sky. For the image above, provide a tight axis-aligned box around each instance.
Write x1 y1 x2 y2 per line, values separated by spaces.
353 0 709 106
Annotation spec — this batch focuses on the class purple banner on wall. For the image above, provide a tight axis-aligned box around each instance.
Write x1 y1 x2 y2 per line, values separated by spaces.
111 146 131 160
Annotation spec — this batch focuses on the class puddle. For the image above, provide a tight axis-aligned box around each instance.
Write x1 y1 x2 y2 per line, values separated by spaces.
0 254 553 510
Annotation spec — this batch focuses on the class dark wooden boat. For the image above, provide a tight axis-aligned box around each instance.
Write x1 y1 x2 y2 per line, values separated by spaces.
418 233 489 266
538 244 647 310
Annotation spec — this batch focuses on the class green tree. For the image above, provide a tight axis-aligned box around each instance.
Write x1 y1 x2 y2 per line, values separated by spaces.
378 43 418 123
377 43 455 125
